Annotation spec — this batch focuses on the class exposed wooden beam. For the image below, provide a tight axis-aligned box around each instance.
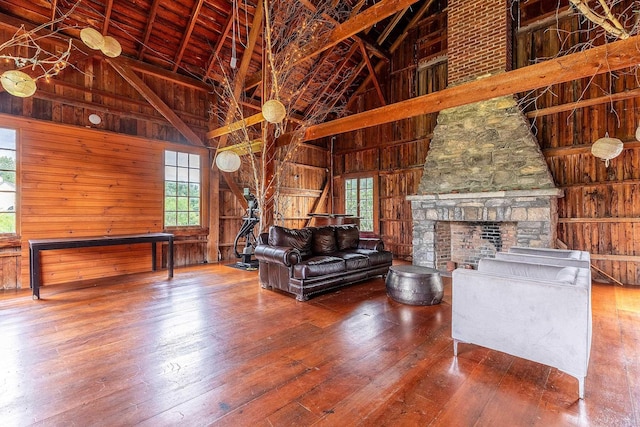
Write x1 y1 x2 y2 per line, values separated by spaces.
138 0 162 60
526 87 640 118
50 0 58 30
120 57 212 92
297 0 389 61
294 0 421 65
203 13 234 82
172 0 205 72
304 33 640 141
308 43 360 114
347 0 435 109
102 0 114 35
377 7 410 45
107 58 205 147
207 113 265 139
357 39 386 105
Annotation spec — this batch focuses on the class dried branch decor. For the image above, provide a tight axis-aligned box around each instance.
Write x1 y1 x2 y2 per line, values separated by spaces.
569 0 630 39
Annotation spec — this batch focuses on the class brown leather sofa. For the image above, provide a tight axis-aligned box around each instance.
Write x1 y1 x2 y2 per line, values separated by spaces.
255 224 393 301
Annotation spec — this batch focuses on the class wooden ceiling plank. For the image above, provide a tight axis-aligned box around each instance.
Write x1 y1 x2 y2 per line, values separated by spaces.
357 39 386 105
138 0 162 60
207 112 265 139
107 58 205 147
102 0 114 34
304 33 640 141
172 0 206 72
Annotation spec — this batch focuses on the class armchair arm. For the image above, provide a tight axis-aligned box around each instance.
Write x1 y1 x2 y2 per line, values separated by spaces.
254 245 302 267
358 238 384 251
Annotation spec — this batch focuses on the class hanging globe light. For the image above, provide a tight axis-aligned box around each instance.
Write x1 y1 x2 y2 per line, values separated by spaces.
591 132 623 167
101 36 122 58
215 151 241 172
1 70 37 98
261 99 286 124
80 28 105 50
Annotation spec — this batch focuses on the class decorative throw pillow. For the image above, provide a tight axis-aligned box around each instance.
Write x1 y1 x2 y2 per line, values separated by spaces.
311 226 338 254
335 225 359 251
268 226 313 255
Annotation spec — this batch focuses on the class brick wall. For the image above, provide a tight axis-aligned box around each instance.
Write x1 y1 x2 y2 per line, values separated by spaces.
447 0 512 85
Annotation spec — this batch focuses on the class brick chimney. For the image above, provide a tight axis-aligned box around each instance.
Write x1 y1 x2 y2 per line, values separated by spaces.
447 0 512 85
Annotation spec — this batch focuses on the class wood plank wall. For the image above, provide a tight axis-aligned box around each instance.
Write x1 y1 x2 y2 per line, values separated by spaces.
332 11 447 260
217 142 329 261
516 4 640 284
0 115 209 289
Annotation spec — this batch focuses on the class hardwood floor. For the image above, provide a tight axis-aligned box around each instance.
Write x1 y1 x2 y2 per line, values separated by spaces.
0 263 638 426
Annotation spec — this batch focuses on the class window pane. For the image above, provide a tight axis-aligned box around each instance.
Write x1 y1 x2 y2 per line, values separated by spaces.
0 212 14 233
0 128 16 235
164 150 201 227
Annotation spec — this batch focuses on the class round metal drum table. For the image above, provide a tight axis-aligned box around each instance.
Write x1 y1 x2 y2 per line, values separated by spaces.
385 265 443 305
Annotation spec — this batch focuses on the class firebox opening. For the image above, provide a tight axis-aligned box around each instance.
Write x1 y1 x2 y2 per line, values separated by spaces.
435 221 517 270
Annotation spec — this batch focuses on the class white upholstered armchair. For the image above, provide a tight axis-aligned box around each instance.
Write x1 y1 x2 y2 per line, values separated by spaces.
452 257 592 399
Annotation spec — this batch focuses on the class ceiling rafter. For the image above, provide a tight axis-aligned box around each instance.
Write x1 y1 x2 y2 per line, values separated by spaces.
357 39 385 105
347 0 435 110
208 0 420 140
107 58 205 147
288 51 333 112
376 6 409 45
304 32 640 141
138 0 162 60
203 12 235 82
293 0 420 66
49 0 57 30
307 43 360 115
172 0 206 72
102 0 114 34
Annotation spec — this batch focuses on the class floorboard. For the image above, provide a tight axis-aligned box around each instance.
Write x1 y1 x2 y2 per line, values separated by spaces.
0 263 638 426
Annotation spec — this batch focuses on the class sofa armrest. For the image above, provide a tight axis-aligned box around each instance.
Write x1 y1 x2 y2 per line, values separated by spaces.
358 238 384 251
254 245 301 267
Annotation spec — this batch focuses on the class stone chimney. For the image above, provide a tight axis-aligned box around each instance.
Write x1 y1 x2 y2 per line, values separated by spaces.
409 1 563 269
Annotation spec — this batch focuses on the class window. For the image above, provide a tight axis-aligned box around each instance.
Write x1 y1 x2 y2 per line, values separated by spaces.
345 177 374 232
164 150 201 227
0 128 17 234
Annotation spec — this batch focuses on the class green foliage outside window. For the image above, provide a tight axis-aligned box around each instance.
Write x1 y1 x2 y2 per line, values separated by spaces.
0 128 17 234
345 177 374 232
164 150 201 227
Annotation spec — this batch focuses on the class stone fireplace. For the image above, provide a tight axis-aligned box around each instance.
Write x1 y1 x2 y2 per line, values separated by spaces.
409 96 563 270
408 1 563 270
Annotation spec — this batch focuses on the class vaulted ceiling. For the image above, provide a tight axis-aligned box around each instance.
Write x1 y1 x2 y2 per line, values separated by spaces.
0 0 438 126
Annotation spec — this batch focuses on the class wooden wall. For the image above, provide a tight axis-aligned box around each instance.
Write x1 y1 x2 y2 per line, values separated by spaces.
516 5 640 285
333 11 447 260
0 115 209 289
334 3 640 285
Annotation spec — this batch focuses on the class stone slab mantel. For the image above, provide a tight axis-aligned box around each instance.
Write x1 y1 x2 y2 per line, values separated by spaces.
406 188 564 202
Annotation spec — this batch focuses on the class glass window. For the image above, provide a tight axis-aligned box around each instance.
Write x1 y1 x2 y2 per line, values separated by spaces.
345 176 374 232
164 150 201 227
0 128 17 234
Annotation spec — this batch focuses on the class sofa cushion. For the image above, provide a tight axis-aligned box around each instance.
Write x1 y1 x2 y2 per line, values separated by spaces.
311 226 338 255
335 252 370 270
293 256 345 279
353 249 393 266
335 225 360 251
269 226 313 257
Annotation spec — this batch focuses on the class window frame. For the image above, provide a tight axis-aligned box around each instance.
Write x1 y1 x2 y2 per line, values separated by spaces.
163 149 203 229
0 126 18 238
344 174 378 235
